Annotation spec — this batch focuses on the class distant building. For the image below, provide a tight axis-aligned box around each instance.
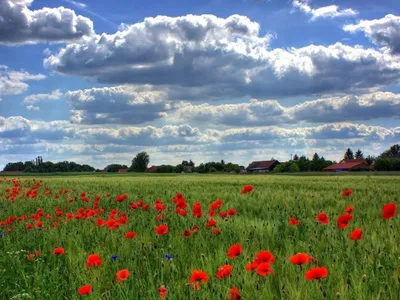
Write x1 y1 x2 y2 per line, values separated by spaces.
246 160 280 173
184 165 193 173
118 169 129 173
323 159 370 172
145 166 158 173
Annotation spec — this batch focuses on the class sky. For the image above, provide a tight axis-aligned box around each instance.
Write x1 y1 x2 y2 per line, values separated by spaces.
0 0 399 169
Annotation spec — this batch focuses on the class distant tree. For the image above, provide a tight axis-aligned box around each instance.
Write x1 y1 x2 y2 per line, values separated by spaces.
273 161 300 173
293 154 299 161
380 144 400 158
175 164 184 173
365 155 375 165
344 148 354 160
130 152 150 172
105 164 128 172
182 160 189 166
221 159 225 166
189 160 195 167
355 149 364 159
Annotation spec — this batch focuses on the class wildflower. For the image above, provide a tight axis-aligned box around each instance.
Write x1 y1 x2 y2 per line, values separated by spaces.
305 267 328 280
227 208 236 216
115 194 128 203
256 263 274 276
289 253 312 265
289 217 300 226
382 203 396 220
216 264 232 279
183 230 192 237
228 287 241 300
337 214 353 229
27 253 35 260
53 247 65 255
86 254 103 268
241 185 253 195
344 206 354 213
165 254 174 260
158 285 167 299
255 251 275 264
245 261 259 271
342 189 353 197
205 219 217 227
189 270 209 288
78 285 92 295
192 225 199 232
116 269 130 283
111 255 119 261
155 224 168 236
212 228 221 235
316 213 329 224
227 244 242 259
350 229 363 240
125 231 136 239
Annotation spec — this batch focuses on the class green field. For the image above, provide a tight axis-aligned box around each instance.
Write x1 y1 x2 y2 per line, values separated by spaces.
1 174 400 299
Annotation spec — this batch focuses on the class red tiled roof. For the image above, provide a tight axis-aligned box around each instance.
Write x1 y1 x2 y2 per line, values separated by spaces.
323 161 369 170
247 160 278 170
340 159 368 164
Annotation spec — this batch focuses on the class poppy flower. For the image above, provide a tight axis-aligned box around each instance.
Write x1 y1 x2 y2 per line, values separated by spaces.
228 287 241 300
289 217 300 226
227 244 242 259
189 270 209 284
183 229 192 237
125 231 136 239
86 254 103 268
216 264 232 279
245 261 259 271
241 185 253 195
210 199 223 210
316 213 329 225
289 253 312 265
53 247 65 255
192 225 199 232
212 228 221 235
116 269 130 283
256 262 274 276
350 229 363 240
337 214 353 229
344 206 354 213
382 203 396 220
305 267 328 280
227 208 236 216
27 253 35 260
78 285 92 295
158 285 167 299
115 194 128 203
219 211 228 218
205 219 217 227
155 224 168 236
255 251 275 264
342 189 353 197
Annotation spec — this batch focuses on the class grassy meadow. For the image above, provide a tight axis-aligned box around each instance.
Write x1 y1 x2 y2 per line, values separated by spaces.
1 174 400 299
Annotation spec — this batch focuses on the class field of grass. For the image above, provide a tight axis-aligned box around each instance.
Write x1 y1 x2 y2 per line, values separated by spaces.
1 174 400 299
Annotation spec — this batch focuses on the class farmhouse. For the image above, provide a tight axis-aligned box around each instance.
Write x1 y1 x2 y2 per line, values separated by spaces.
246 160 280 173
146 166 158 173
323 159 370 172
118 168 129 173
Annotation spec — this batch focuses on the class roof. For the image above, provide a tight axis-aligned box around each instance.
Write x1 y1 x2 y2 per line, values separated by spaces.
145 166 158 173
323 161 369 171
339 159 368 164
247 160 279 170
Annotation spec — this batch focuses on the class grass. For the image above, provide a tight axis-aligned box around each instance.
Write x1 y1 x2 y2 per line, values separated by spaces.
1 174 400 299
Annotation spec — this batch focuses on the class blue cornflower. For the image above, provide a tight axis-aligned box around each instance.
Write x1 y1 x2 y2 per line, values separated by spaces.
0 232 4 237
165 254 174 260
111 255 119 261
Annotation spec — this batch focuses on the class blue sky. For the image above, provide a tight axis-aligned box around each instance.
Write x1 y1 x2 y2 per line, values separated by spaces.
0 0 399 169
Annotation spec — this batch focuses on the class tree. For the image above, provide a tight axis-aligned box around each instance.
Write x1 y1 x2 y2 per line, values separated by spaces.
189 160 195 167
365 155 375 165
221 159 225 166
293 154 299 161
130 152 150 172
344 148 354 160
355 149 364 159
105 164 128 172
380 144 400 158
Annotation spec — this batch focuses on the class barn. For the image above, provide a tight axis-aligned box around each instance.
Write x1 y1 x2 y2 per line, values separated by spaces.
323 159 370 172
118 168 129 173
246 160 280 173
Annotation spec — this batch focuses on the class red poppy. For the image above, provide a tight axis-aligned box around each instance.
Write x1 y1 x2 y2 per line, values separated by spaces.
228 287 241 300
125 231 136 239
289 217 300 226
212 228 221 235
115 194 128 203
192 202 203 218
289 253 312 265
27 253 35 260
189 270 209 284
382 203 397 220
53 247 65 255
158 285 167 299
337 214 353 229
205 219 217 227
192 225 199 232
305 267 328 280
227 208 236 216
116 269 130 283
155 224 168 236
227 244 242 259
245 261 259 271
210 199 223 210
216 264 232 279
342 189 353 197
86 254 103 268
255 251 275 264
78 285 92 295
219 211 228 218
350 229 363 240
316 213 329 225
183 229 192 237
344 206 354 213
256 262 274 276
241 185 253 195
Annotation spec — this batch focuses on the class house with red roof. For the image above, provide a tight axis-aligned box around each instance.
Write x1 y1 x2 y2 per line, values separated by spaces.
118 168 129 173
145 166 158 173
246 160 280 173
323 159 370 172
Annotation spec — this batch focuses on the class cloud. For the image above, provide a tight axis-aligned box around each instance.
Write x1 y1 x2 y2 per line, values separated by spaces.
344 14 400 55
172 92 400 126
0 65 46 96
62 0 87 8
44 15 400 98
26 105 40 111
292 0 358 21
65 86 171 124
24 89 63 104
0 0 94 45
